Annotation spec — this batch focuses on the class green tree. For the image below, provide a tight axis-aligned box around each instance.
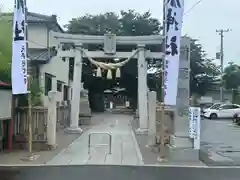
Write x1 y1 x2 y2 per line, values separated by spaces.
65 10 161 36
189 38 220 96
0 13 12 83
223 62 240 102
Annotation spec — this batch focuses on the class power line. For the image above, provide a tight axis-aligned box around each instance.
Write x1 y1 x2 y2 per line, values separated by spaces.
184 0 203 16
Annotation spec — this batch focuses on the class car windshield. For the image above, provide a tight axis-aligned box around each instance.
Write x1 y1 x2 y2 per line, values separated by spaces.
209 104 221 109
201 103 213 109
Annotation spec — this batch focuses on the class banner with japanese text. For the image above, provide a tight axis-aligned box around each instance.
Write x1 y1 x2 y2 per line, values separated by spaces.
11 0 28 94
164 0 184 105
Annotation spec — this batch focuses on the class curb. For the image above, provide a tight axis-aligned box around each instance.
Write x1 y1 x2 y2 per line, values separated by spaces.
199 148 240 166
128 118 144 165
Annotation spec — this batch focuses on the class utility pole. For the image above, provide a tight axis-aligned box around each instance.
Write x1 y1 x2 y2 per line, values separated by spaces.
216 29 231 102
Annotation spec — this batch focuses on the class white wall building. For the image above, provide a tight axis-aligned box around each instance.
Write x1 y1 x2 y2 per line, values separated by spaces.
27 12 73 106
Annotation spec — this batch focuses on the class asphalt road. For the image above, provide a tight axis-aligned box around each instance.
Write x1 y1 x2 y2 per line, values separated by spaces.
200 117 240 165
201 117 239 148
1 165 240 180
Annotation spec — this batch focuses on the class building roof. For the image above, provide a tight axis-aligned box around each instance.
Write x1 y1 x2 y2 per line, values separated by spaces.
2 12 64 32
27 12 64 32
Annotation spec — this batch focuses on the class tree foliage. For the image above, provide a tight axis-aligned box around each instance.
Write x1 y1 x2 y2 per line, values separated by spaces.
65 10 161 36
0 14 12 83
223 62 240 102
189 38 220 96
223 62 240 90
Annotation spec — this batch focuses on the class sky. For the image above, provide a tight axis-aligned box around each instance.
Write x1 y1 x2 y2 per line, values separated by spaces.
1 0 239 67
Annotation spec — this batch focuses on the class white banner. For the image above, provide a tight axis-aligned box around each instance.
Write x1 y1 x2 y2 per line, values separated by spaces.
164 0 184 105
11 0 28 94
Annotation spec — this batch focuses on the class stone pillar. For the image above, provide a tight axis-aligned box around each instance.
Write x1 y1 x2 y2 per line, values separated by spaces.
147 91 157 146
171 37 191 147
136 44 148 133
168 37 199 161
47 91 57 147
66 47 83 133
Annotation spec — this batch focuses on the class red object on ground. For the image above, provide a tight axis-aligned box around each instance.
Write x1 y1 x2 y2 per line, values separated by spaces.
0 81 10 86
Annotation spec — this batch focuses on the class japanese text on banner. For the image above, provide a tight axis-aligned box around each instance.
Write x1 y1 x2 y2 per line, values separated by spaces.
11 0 28 94
164 0 184 105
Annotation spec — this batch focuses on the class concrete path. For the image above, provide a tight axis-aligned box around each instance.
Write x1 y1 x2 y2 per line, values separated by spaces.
47 113 143 165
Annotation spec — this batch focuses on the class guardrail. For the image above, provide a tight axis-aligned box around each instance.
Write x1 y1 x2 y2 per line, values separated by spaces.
88 132 112 154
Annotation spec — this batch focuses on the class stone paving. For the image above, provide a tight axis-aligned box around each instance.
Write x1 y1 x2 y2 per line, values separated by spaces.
47 113 143 165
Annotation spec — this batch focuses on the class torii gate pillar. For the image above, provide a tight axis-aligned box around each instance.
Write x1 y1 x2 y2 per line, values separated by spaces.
136 44 148 133
66 46 83 133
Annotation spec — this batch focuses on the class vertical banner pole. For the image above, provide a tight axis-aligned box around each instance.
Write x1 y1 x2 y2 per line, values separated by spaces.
8 95 15 152
24 0 32 155
159 0 167 161
28 76 32 154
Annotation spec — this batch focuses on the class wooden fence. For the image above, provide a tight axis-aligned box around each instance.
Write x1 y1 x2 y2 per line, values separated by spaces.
14 107 48 149
56 105 70 130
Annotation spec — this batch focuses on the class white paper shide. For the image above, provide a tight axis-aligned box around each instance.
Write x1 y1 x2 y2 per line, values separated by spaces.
11 0 28 94
164 0 184 105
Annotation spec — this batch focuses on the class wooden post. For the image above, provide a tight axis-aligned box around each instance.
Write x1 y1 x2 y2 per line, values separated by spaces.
159 0 167 161
28 79 32 154
8 95 15 152
25 0 32 155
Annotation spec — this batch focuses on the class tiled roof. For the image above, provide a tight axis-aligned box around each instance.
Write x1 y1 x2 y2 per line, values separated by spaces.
2 12 64 32
27 12 57 23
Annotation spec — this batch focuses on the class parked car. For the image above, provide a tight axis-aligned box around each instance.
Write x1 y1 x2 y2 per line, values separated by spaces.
203 103 240 119
201 103 222 116
199 102 214 113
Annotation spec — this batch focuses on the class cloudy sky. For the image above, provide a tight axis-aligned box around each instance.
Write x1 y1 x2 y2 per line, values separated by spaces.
1 0 239 66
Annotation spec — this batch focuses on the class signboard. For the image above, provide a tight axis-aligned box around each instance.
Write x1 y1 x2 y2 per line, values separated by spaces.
188 107 194 138
189 107 201 150
164 0 184 105
11 0 28 94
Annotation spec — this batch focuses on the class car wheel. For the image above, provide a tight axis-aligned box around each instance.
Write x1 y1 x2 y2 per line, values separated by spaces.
210 113 218 119
233 114 238 123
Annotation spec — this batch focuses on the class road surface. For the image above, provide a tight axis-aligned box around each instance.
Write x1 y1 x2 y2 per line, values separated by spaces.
2 165 240 180
200 118 240 165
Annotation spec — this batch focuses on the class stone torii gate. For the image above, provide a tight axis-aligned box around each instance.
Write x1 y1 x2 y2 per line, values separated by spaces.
50 31 165 133
50 31 195 161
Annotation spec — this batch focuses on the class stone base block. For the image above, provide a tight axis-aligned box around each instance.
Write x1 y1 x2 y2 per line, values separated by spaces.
170 134 193 148
168 145 200 162
65 127 83 134
168 135 199 162
135 128 148 134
